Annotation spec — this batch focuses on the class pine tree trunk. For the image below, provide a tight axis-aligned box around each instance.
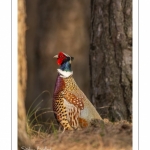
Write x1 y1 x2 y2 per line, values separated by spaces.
18 0 35 148
90 0 132 121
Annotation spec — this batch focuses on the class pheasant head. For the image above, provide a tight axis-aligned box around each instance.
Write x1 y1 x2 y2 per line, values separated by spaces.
54 52 74 78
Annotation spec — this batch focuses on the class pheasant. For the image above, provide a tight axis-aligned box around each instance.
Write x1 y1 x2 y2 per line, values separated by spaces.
53 52 102 130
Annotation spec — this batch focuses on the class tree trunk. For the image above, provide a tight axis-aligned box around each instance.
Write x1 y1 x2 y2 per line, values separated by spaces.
90 0 132 121
18 0 35 148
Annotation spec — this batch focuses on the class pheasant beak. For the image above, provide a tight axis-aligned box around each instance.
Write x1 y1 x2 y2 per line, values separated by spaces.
53 55 58 58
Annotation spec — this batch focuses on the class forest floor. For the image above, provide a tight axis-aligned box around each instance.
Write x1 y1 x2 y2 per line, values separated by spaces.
28 119 132 150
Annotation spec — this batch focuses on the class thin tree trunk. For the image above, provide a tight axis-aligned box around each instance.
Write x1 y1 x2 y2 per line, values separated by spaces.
90 0 132 121
18 0 35 148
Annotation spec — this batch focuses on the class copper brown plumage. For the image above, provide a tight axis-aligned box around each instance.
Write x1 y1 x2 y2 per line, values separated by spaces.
53 52 102 131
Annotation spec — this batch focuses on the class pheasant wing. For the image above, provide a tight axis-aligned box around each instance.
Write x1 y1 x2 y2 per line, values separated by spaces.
62 91 89 128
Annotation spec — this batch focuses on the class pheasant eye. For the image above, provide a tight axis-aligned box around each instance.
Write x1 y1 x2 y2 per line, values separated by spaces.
59 55 63 58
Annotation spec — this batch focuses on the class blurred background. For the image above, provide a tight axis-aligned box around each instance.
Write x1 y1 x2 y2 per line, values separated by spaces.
25 0 91 123
18 0 132 147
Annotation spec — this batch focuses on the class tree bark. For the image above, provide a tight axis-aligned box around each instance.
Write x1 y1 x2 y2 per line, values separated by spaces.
18 0 35 149
90 0 132 121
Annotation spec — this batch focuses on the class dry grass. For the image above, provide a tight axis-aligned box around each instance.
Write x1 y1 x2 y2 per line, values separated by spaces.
25 93 132 150
28 119 132 150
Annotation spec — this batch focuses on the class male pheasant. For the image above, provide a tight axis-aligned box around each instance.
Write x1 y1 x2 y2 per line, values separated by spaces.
53 52 102 130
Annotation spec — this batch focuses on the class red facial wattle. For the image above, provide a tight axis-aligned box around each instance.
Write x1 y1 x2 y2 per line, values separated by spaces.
57 58 63 65
57 52 66 65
